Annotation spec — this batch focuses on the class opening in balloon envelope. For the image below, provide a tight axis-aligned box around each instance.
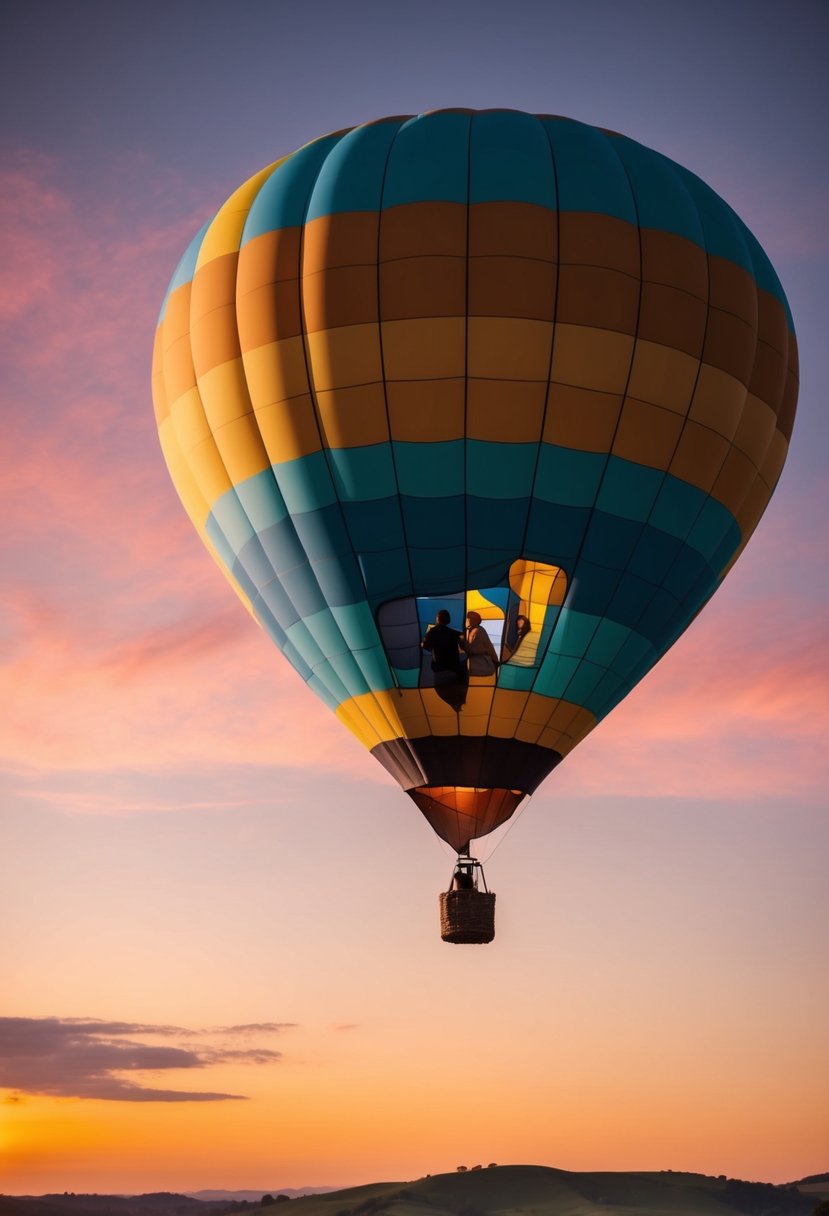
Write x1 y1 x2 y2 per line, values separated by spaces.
409 785 524 852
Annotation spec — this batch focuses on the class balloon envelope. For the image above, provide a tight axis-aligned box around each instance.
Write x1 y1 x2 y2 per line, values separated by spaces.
152 111 797 851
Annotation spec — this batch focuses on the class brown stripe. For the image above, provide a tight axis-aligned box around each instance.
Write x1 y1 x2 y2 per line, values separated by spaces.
190 304 241 378
749 340 787 408
161 282 193 349
640 229 707 299
303 264 378 332
370 734 563 793
638 282 707 359
756 289 789 354
380 201 467 260
777 363 798 441
543 383 623 451
468 201 557 261
237 227 301 292
237 279 302 349
556 264 638 333
702 307 757 384
560 212 639 276
190 252 238 323
613 397 685 468
469 255 556 321
303 211 379 273
380 255 467 321
708 255 757 326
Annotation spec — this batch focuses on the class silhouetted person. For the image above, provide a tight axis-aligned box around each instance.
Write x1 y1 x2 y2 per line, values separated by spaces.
451 865 475 890
462 610 499 678
503 612 531 661
422 609 467 710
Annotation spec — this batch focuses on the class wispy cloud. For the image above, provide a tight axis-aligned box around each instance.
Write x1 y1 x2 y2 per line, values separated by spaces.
556 585 829 802
0 1017 289 1103
0 150 372 801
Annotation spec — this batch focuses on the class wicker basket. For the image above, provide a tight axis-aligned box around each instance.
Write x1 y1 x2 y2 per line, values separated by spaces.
439 889 496 944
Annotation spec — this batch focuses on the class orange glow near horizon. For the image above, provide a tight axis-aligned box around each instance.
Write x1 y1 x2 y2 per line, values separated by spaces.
3 3 829 1200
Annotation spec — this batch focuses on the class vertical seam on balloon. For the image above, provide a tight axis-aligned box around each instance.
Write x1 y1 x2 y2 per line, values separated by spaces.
575 146 715 727
618 166 763 664
465 114 491 799
284 135 406 746
374 117 431 753
222 167 344 690
533 128 646 745
732 222 789 492
181 207 282 637
490 114 565 759
233 155 371 714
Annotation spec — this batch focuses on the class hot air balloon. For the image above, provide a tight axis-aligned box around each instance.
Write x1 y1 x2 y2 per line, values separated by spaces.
152 110 797 943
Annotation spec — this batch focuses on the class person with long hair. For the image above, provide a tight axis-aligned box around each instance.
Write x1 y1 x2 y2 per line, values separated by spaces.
462 610 500 679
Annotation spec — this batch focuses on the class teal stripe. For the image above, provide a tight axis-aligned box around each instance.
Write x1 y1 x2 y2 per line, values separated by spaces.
298 607 352 657
535 445 605 508
157 219 211 322
210 442 740 575
287 607 391 699
741 223 795 332
673 164 753 281
164 115 793 343
468 441 538 499
305 120 401 222
392 667 421 688
597 459 663 523
234 468 288 532
329 444 398 501
208 487 257 554
242 134 348 244
275 449 337 514
469 111 556 208
542 117 637 224
383 111 470 208
609 136 705 247
331 601 381 652
395 440 464 497
585 617 635 667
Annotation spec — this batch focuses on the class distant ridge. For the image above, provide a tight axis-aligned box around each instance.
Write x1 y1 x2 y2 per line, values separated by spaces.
185 1193 336 1202
2 1167 827 1216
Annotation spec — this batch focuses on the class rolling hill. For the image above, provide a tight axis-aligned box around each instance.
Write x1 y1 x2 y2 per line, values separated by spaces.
3 1167 826 1216
276 1165 821 1215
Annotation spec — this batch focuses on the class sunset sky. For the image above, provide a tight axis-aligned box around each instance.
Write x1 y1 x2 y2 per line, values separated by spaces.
1 0 827 1196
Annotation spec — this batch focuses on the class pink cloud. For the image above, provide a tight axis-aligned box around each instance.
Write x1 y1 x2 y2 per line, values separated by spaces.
555 591 829 802
0 581 366 781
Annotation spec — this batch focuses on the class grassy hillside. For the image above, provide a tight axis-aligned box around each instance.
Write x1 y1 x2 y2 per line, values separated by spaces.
283 1165 816 1216
2 1169 821 1216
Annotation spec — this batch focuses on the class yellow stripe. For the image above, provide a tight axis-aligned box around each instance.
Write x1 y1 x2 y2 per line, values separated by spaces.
551 324 635 395
732 392 777 470
169 385 213 456
306 322 383 391
627 340 699 413
335 687 595 751
195 160 286 269
381 316 466 381
467 316 552 381
243 336 314 409
158 416 211 527
689 363 748 440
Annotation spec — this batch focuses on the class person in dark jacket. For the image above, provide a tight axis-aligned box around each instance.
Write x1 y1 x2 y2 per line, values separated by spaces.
422 609 467 710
